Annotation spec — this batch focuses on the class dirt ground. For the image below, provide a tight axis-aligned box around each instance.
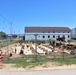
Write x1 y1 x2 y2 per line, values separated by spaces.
0 42 76 70
0 62 76 71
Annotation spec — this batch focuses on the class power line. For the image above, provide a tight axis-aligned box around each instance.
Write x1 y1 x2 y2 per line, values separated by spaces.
0 14 13 34
0 14 19 34
0 14 10 22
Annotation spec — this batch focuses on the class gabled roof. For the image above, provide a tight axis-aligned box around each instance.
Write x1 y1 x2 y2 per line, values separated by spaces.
25 26 71 31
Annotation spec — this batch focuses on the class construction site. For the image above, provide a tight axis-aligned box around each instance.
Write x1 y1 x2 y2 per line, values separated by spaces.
0 34 76 70
0 36 76 60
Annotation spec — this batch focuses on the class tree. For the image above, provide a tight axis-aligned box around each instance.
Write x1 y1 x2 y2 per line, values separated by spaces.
0 31 7 39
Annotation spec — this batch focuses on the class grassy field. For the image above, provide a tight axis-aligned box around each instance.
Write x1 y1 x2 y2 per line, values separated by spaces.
2 54 76 68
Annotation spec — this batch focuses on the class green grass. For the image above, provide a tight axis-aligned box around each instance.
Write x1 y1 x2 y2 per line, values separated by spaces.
2 54 76 68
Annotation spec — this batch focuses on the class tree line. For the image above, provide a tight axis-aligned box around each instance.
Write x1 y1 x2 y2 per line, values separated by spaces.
0 31 7 39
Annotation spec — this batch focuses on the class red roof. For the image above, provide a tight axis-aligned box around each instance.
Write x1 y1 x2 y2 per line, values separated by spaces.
25 27 71 31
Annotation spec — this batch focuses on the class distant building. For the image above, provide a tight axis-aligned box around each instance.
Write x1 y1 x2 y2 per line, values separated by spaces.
25 26 71 40
71 28 76 39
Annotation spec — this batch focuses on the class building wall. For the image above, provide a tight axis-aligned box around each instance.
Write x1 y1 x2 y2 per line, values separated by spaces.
71 28 76 38
25 28 71 40
25 33 71 40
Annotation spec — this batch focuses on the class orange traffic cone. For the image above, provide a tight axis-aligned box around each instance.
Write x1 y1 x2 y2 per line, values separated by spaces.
0 56 3 66
0 62 3 66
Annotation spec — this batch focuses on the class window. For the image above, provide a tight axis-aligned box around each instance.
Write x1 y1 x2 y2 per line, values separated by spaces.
68 35 70 38
58 35 60 38
53 31 55 33
53 35 55 38
43 31 45 33
42 35 45 38
48 31 50 33
63 35 65 39
48 35 50 38
68 32 70 33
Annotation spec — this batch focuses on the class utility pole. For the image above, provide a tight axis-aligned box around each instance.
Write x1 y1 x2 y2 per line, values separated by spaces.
10 22 12 42
10 22 12 35
19 30 20 40
34 34 39 62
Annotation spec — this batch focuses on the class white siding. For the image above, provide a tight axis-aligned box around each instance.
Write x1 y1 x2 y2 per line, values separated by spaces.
25 33 71 40
71 28 76 38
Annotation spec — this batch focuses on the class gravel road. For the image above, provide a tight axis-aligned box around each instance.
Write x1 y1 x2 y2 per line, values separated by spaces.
0 69 76 75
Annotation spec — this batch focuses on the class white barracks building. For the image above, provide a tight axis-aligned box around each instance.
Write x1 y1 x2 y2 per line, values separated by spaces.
25 26 71 40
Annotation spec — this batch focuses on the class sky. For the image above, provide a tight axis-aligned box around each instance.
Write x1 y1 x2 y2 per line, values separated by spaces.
0 0 76 34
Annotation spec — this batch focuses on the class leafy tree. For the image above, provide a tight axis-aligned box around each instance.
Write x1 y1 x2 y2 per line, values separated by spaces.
0 31 7 39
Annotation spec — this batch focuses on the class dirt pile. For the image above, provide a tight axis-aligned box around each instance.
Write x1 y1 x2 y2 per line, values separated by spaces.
42 62 59 67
